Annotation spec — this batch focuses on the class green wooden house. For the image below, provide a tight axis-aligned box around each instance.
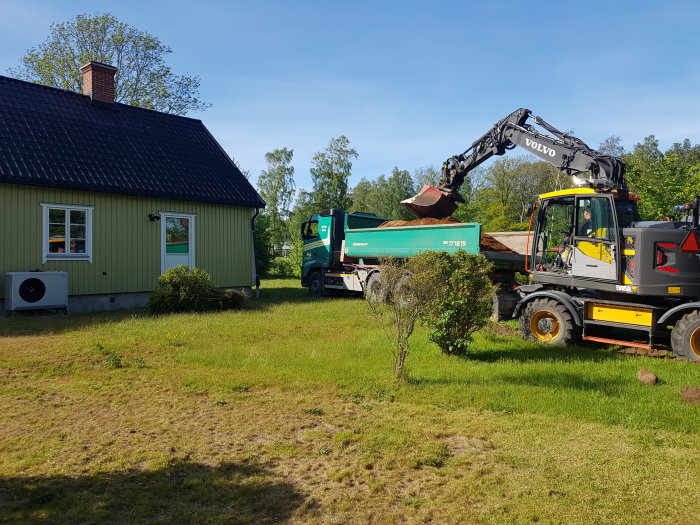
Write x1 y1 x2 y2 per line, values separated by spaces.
0 62 265 313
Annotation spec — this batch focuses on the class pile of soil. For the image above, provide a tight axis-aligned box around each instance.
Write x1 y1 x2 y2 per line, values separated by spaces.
680 386 700 405
378 217 461 228
378 217 517 254
479 234 517 254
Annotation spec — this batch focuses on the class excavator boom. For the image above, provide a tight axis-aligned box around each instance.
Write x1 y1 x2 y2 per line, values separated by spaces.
402 108 627 218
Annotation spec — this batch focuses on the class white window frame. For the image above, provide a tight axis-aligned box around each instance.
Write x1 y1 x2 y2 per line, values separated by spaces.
160 211 197 274
41 203 94 263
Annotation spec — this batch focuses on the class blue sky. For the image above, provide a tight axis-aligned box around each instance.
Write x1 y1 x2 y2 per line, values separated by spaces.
1 1 699 193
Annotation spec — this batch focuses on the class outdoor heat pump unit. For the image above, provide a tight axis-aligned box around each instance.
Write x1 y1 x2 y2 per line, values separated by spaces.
5 272 68 311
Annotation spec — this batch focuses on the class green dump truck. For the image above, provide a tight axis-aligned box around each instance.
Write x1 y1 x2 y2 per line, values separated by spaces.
300 209 526 316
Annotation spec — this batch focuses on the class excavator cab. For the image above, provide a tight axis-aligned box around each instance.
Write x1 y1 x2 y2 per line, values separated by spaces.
529 188 640 286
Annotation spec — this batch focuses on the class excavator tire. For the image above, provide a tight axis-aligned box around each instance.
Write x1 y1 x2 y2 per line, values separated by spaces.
670 310 700 361
520 298 578 345
308 271 324 297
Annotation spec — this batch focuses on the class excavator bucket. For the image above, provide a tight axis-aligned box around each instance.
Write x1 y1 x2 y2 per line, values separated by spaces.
401 185 457 219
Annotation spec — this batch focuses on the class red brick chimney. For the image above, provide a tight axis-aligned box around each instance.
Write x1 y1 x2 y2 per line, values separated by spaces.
79 61 117 104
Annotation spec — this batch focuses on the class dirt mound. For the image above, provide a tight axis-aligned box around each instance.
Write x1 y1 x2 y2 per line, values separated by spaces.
680 386 700 405
480 235 517 254
378 217 517 254
378 217 461 228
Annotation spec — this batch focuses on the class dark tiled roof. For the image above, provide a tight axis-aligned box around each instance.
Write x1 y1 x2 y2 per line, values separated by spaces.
0 75 265 208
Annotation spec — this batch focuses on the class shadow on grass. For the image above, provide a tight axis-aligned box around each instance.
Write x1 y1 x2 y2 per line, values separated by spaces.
250 286 361 310
467 342 624 364
0 461 311 525
0 285 356 336
0 308 148 337
495 370 627 395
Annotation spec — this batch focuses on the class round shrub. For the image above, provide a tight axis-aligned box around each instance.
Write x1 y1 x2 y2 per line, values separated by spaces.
149 265 245 314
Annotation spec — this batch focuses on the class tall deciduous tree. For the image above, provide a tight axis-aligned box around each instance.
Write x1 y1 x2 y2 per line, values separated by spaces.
413 165 441 189
598 136 625 157
623 136 700 219
310 136 358 211
258 148 296 252
351 167 416 220
9 13 210 115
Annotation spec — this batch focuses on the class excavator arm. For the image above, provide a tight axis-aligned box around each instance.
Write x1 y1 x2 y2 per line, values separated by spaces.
401 108 627 218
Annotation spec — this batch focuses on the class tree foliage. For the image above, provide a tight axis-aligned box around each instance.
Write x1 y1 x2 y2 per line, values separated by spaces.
413 252 496 356
465 157 568 231
254 213 274 278
351 167 416 220
413 165 441 189
366 251 496 380
10 13 210 115
598 135 625 157
310 136 358 211
258 148 296 252
623 136 700 219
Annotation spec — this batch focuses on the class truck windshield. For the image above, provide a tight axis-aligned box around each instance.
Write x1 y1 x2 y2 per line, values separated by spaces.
302 221 319 240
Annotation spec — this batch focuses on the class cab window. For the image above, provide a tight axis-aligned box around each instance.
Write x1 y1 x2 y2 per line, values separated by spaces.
575 197 616 241
533 197 575 270
301 220 319 240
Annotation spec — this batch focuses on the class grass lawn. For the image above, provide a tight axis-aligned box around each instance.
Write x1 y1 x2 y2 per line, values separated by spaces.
1 278 699 524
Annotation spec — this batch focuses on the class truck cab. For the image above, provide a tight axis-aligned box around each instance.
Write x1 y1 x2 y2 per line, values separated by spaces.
300 209 388 293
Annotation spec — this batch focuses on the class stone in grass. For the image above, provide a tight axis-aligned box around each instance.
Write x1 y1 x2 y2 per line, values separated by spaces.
637 369 658 385
680 386 700 405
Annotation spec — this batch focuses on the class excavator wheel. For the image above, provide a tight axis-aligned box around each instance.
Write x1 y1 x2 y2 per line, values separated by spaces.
670 310 700 361
520 298 578 345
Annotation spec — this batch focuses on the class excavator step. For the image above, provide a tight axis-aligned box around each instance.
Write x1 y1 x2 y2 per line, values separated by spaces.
582 336 650 349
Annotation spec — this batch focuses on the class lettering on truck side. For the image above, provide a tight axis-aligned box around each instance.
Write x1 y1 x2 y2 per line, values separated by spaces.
525 138 556 157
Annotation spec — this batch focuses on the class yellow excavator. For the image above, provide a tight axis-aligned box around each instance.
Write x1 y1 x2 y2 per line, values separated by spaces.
402 108 700 361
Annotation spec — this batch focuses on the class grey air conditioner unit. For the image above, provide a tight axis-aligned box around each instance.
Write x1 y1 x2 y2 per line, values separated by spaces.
5 272 68 310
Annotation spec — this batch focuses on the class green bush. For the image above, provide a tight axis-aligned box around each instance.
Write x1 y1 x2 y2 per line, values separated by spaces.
266 257 297 278
411 251 496 356
149 265 246 314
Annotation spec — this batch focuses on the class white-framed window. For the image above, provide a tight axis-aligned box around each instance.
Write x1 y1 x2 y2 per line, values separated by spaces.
41 203 94 263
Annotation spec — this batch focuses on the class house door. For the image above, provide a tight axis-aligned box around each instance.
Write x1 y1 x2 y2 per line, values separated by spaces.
161 213 196 273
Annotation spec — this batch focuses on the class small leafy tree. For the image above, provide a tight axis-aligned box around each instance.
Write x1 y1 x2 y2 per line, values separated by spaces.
367 252 496 379
414 251 496 356
366 257 442 381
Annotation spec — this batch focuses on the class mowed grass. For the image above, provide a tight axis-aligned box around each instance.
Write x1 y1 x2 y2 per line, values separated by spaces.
1 278 699 524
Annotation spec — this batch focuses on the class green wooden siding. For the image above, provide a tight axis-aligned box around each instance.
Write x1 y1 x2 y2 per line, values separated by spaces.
0 184 255 298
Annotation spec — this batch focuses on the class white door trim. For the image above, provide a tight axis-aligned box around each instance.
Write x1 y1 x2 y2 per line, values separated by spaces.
160 212 197 274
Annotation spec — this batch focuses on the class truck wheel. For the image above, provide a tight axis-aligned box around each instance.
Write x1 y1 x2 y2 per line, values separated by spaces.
364 272 383 304
670 311 700 361
308 271 324 296
520 298 577 345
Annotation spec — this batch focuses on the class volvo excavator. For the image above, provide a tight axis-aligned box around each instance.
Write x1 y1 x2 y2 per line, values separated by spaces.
402 108 700 361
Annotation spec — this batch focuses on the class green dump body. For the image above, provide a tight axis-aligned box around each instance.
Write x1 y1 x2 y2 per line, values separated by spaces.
344 223 481 258
343 222 525 271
